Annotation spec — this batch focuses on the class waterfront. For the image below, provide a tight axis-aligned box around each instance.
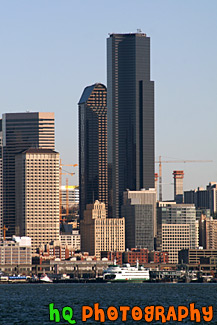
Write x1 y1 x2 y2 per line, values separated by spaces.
0 283 217 324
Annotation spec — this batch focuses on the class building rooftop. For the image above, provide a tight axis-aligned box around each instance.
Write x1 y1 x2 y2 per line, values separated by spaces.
18 148 58 155
78 83 106 104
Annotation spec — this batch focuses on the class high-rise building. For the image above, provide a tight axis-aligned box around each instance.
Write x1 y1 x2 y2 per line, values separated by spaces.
199 215 217 249
60 185 79 207
0 120 3 238
157 203 198 263
2 112 55 236
121 189 156 251
184 182 217 215
173 170 184 203
80 200 125 259
15 148 59 253
0 236 32 271
78 83 108 218
107 32 155 218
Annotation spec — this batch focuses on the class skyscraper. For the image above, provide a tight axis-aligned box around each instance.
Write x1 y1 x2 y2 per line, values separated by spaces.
80 200 125 259
15 148 59 253
107 32 155 218
78 83 108 218
2 112 55 236
0 120 3 238
121 188 157 250
157 203 197 263
173 170 184 203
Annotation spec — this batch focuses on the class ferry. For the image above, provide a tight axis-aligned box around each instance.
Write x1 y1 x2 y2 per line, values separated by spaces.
8 275 28 282
103 260 150 282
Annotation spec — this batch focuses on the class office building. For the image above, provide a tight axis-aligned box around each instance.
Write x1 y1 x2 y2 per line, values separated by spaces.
199 215 217 249
60 230 81 251
15 148 59 253
162 224 190 264
39 241 76 261
121 189 156 250
0 121 2 238
80 201 125 259
0 236 31 266
2 112 55 236
148 251 169 264
184 182 217 215
60 185 79 207
157 203 197 263
179 248 217 265
123 248 149 264
173 170 184 203
205 217 217 249
101 251 123 264
107 32 155 218
78 84 108 218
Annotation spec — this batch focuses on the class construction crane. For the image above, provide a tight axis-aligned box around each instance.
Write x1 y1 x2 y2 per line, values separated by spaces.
155 156 213 201
59 160 78 222
1 225 8 241
66 178 69 216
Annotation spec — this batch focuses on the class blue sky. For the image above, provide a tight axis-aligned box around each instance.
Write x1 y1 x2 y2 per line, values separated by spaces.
0 0 217 199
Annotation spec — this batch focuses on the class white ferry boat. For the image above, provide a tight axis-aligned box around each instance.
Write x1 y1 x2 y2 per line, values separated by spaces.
103 260 150 282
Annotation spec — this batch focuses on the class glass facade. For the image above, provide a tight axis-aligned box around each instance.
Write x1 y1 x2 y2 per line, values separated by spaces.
2 112 55 236
107 33 155 218
78 84 108 219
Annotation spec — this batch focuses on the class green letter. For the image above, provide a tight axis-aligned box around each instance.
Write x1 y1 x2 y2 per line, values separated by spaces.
49 303 60 322
62 306 76 324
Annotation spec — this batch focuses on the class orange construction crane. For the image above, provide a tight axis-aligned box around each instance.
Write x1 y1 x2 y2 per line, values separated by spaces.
155 156 212 201
1 225 8 241
66 178 69 216
59 160 78 222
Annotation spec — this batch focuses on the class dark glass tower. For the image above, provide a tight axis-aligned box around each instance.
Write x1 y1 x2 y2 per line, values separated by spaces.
107 33 155 218
2 112 55 236
78 83 108 219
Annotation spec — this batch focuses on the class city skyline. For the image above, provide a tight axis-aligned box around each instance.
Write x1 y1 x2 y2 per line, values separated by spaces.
0 1 217 200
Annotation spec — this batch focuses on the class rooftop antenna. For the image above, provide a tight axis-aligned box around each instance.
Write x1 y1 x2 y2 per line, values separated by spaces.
137 28 142 33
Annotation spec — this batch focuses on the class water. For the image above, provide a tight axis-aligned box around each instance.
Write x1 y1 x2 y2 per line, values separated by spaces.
0 283 216 324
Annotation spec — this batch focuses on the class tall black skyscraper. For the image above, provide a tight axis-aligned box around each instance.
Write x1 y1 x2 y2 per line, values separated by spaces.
107 33 155 218
78 83 108 219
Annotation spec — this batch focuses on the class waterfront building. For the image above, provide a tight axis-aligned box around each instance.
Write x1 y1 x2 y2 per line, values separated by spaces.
157 203 197 263
0 236 31 265
107 32 155 218
179 248 217 265
78 83 108 219
148 250 169 263
2 112 55 236
15 148 59 253
123 248 149 264
39 241 75 261
80 200 125 259
100 251 123 264
184 182 217 215
121 189 156 251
